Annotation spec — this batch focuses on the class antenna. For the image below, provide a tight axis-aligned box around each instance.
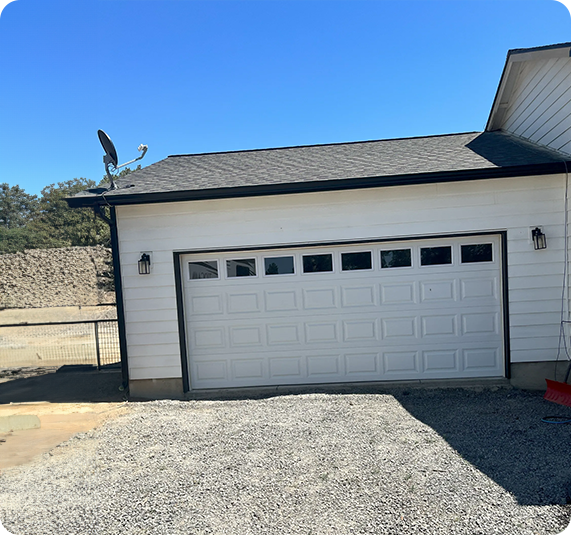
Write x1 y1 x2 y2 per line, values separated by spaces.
97 129 148 190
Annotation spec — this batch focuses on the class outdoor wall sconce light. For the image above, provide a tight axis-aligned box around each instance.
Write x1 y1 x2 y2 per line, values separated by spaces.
532 227 547 250
138 253 151 274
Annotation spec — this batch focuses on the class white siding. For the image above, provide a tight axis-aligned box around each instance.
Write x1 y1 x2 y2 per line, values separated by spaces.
116 173 568 380
497 57 571 155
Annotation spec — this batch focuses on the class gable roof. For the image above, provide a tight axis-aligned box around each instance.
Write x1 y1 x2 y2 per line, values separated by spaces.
68 130 568 208
486 41 571 132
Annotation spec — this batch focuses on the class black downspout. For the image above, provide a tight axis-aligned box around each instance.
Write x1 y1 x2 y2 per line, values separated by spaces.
94 205 129 390
110 207 129 390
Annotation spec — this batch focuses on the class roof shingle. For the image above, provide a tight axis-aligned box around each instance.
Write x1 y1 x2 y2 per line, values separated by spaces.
69 131 568 206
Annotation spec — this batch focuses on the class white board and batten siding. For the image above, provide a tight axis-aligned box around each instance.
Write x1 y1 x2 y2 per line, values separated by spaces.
116 173 568 384
491 54 571 156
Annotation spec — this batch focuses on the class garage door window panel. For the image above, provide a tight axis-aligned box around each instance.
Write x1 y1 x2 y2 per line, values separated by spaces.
420 246 452 266
189 260 219 280
264 256 295 276
227 258 257 278
381 249 412 269
461 244 493 264
342 251 372 271
303 254 333 273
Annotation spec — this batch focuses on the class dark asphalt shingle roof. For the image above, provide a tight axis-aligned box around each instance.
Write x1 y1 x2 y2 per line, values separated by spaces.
70 131 568 206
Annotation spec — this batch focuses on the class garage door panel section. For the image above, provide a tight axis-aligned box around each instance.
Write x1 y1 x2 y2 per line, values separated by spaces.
228 292 262 314
265 290 299 312
343 319 378 342
422 349 460 374
342 285 377 307
461 276 499 301
182 236 504 389
186 292 224 315
380 282 416 305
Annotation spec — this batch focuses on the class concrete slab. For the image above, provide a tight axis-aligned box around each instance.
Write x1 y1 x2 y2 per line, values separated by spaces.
182 377 512 400
0 402 127 470
510 361 571 390
0 367 129 470
0 414 40 432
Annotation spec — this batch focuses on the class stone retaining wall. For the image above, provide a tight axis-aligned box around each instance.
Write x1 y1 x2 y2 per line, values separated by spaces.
0 246 114 309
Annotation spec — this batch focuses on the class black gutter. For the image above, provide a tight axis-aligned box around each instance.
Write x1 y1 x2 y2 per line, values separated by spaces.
109 207 130 390
67 161 568 208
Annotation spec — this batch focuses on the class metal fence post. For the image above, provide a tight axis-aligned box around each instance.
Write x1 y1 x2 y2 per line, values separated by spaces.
94 321 101 370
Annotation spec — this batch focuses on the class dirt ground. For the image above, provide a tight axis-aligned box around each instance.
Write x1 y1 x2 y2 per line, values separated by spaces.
0 367 127 471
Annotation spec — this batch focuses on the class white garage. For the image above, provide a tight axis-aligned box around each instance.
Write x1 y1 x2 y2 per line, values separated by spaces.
68 42 571 398
182 235 504 389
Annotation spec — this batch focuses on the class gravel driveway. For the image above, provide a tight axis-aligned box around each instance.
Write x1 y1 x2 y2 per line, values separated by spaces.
1 387 570 534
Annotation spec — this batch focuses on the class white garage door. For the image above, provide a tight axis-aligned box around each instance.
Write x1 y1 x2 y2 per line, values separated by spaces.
181 235 504 389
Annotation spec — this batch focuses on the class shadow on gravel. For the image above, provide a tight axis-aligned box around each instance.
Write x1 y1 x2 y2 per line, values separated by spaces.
0 366 125 403
392 388 571 507
188 382 571 507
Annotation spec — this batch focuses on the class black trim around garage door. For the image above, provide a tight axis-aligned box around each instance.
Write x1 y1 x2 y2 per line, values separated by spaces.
500 231 510 379
174 231 510 392
173 253 191 393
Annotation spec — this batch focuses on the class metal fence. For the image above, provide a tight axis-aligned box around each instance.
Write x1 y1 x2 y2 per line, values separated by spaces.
0 320 120 369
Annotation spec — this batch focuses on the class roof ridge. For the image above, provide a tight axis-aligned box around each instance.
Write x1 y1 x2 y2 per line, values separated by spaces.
167 131 483 159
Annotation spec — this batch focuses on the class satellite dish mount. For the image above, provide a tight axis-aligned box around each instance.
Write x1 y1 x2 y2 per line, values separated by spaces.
97 130 148 190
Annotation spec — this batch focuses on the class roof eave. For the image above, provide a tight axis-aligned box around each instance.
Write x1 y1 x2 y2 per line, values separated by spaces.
66 161 568 209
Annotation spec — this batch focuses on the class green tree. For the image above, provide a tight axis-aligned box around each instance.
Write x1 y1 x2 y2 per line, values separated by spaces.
0 183 38 229
0 226 47 254
0 167 138 253
0 183 41 253
28 178 110 248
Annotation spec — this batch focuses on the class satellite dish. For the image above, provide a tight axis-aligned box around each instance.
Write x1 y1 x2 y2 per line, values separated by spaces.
98 129 118 168
97 129 148 191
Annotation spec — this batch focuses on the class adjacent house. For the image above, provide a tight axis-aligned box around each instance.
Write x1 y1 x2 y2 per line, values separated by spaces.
68 42 571 399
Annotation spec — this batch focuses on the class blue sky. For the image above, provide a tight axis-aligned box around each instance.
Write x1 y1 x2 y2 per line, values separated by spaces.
0 0 570 196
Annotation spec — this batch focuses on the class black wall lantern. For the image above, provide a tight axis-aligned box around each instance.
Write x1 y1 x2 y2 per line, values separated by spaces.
138 253 151 274
531 227 547 250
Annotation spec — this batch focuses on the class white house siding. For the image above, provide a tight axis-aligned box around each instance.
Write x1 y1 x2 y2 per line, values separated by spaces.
115 173 568 382
498 56 571 155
